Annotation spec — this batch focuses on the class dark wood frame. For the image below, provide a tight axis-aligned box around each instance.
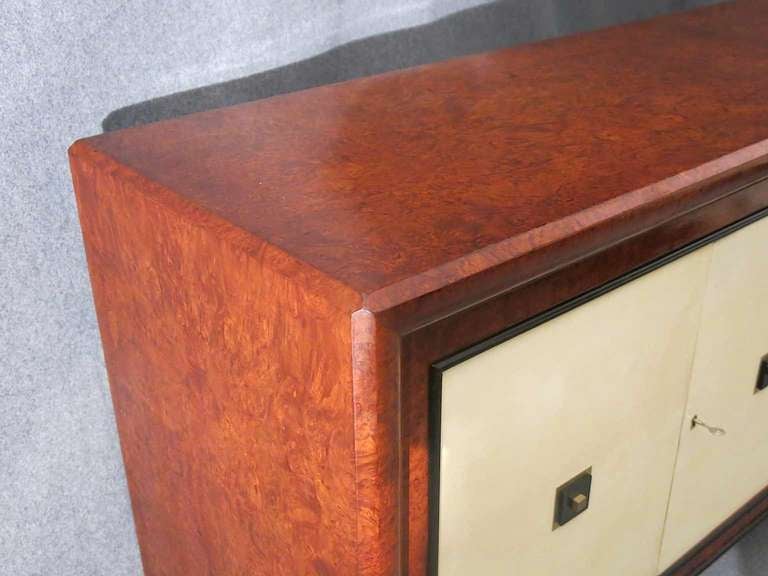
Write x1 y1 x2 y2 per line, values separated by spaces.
426 205 768 576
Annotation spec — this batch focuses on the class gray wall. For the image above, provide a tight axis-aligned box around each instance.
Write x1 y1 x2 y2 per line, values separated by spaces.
3 1 758 575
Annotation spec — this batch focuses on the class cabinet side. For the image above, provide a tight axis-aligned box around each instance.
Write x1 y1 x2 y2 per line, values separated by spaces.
69 142 360 576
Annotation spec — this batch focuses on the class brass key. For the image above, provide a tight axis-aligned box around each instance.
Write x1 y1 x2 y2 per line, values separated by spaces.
691 415 726 436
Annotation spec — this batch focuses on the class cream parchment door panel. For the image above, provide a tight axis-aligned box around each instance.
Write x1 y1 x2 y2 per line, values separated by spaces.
436 247 712 576
659 216 768 571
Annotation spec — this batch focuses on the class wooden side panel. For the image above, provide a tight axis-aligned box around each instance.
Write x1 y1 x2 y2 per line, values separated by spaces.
70 148 359 576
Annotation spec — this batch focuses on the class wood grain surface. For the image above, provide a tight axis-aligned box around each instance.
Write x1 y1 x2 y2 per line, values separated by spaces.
78 1 768 320
69 2 768 575
70 146 361 575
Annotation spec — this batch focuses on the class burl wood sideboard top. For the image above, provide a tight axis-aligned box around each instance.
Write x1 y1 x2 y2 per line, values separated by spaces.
71 0 768 324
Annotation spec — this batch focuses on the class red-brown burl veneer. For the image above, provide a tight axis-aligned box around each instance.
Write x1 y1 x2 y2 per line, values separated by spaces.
69 2 768 574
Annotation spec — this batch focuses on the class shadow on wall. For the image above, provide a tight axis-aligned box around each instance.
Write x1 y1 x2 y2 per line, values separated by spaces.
102 0 717 132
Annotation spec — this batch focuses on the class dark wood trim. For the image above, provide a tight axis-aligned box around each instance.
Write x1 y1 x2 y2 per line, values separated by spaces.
432 191 768 373
426 364 443 576
427 204 768 576
661 484 768 576
372 162 768 338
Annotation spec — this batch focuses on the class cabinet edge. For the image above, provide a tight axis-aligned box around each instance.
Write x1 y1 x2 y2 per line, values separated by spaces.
661 483 768 576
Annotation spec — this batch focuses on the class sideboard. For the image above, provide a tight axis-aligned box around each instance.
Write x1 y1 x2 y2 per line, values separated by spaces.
69 1 768 574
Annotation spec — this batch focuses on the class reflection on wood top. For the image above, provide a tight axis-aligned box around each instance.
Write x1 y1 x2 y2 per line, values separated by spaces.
72 0 768 314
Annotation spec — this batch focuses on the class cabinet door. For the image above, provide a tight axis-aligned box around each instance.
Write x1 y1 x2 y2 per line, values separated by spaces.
659 216 768 570
435 248 712 576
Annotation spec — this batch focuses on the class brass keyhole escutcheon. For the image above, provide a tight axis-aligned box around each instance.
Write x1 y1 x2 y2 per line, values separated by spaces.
554 467 592 529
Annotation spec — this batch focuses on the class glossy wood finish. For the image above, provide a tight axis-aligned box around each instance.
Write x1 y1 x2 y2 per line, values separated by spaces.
351 310 402 575
70 146 361 575
68 2 768 575
78 1 768 326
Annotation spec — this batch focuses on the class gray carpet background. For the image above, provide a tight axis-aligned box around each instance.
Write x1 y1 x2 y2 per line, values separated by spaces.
1 1 762 574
